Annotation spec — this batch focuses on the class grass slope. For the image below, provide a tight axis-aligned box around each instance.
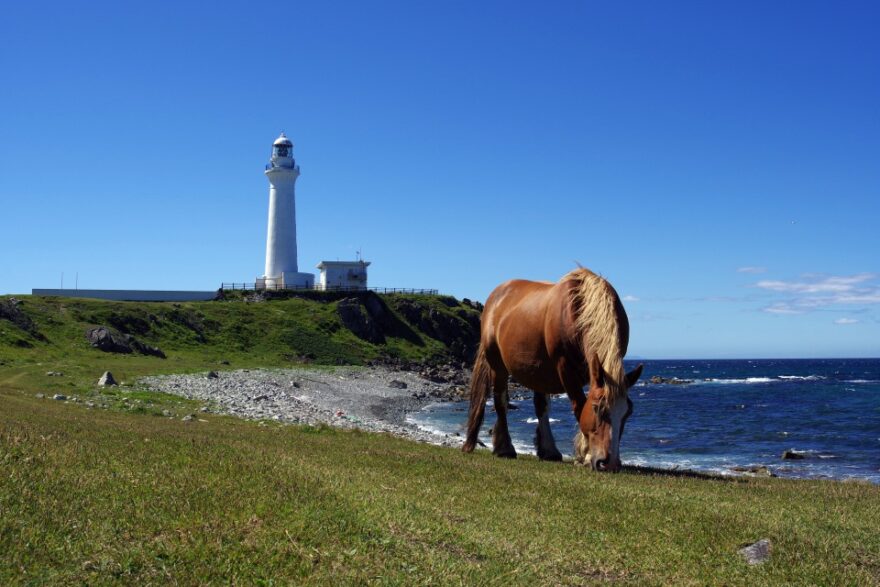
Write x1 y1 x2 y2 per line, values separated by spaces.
2 295 879 585
0 294 478 397
2 389 879 585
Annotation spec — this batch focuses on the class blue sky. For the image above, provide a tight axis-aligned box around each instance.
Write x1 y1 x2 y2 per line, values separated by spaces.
1 1 878 358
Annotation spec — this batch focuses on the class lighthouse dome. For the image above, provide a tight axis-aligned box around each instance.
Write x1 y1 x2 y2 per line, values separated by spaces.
273 133 293 147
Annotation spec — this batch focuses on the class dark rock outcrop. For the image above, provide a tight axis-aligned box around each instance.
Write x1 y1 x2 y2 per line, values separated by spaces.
782 449 806 460
649 375 693 385
0 298 45 340
86 326 166 358
391 299 480 362
337 298 385 344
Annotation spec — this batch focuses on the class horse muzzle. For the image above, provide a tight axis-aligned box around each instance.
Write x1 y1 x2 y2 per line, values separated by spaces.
591 456 621 473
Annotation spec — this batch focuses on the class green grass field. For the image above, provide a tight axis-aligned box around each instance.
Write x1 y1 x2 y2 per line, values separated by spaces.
2 295 879 585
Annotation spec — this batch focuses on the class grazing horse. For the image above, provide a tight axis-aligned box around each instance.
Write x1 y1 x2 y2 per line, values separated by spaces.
462 268 643 471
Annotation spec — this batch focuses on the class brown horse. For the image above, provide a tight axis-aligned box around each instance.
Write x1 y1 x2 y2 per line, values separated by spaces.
462 268 643 471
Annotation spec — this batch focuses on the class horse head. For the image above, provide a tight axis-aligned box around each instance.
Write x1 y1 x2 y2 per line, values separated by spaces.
577 353 643 472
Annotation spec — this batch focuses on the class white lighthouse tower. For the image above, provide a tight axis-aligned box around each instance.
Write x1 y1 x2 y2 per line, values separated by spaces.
260 133 314 289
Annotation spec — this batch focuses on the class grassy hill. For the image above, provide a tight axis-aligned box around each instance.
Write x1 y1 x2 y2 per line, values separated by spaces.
0 292 480 396
2 294 880 585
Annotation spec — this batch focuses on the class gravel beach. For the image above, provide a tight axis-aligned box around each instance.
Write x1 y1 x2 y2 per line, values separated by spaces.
140 367 466 448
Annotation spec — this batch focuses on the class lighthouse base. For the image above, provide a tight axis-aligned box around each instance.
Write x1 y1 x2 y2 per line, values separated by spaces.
256 272 315 291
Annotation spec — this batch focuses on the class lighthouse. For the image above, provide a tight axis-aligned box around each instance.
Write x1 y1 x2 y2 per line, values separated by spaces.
260 133 314 289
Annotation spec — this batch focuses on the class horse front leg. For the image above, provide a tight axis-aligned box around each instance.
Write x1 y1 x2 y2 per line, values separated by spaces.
533 393 563 461
491 373 517 459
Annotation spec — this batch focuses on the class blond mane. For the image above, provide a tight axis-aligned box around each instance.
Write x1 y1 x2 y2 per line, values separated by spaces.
562 268 627 402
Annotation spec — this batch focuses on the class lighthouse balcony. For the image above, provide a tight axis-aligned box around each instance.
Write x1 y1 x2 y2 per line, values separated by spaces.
266 159 297 170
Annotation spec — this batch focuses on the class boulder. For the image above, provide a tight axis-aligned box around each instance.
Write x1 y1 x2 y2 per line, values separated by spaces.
85 326 165 358
98 371 117 386
206 371 219 379
388 380 408 389
782 449 806 460
52 394 67 401
87 327 133 354
738 539 771 565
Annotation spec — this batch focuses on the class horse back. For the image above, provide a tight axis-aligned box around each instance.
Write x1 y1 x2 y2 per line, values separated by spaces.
481 278 583 394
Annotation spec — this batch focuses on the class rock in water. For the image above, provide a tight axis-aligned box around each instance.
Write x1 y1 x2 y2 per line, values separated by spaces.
738 539 771 565
388 380 408 389
782 449 805 460
98 371 117 386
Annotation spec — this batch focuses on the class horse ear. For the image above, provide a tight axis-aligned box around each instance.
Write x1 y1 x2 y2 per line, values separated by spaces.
589 352 605 388
625 364 644 389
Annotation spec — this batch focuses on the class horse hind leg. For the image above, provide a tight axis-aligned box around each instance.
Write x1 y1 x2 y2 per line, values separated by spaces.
491 372 517 459
533 393 563 462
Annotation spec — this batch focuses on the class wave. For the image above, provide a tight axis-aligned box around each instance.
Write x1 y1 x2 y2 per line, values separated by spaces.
526 417 561 424
704 377 774 384
844 379 880 384
403 416 453 438
704 375 827 385
778 375 826 381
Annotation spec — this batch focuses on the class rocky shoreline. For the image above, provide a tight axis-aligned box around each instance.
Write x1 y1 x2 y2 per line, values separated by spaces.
140 365 471 448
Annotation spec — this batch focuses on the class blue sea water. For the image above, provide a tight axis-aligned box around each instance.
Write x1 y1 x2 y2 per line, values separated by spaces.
408 359 880 482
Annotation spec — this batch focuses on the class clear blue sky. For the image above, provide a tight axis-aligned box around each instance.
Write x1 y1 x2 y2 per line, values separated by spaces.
1 1 878 358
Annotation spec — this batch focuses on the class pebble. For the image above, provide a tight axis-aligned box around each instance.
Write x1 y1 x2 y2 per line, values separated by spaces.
140 366 464 448
53 394 67 401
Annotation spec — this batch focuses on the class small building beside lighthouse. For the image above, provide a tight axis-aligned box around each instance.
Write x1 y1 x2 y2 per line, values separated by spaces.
316 260 370 290
257 133 315 289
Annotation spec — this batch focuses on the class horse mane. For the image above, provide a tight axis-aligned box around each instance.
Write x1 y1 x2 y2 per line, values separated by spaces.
562 267 627 402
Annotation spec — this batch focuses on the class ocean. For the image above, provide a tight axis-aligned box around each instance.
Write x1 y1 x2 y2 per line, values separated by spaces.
407 358 880 482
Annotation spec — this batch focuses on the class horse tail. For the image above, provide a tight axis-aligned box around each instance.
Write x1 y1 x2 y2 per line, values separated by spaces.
462 343 492 453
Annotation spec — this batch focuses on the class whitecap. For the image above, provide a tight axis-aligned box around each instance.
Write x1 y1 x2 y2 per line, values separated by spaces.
778 375 826 381
525 417 560 424
704 377 774 384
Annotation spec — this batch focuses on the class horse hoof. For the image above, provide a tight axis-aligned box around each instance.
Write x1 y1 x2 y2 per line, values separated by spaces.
539 451 563 462
494 449 517 459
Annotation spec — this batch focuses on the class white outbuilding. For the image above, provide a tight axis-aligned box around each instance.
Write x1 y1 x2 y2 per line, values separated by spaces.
316 260 370 291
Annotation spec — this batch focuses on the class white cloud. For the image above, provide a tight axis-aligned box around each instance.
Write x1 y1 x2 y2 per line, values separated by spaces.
834 318 859 325
762 303 804 315
753 273 880 313
622 295 640 302
737 266 767 274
